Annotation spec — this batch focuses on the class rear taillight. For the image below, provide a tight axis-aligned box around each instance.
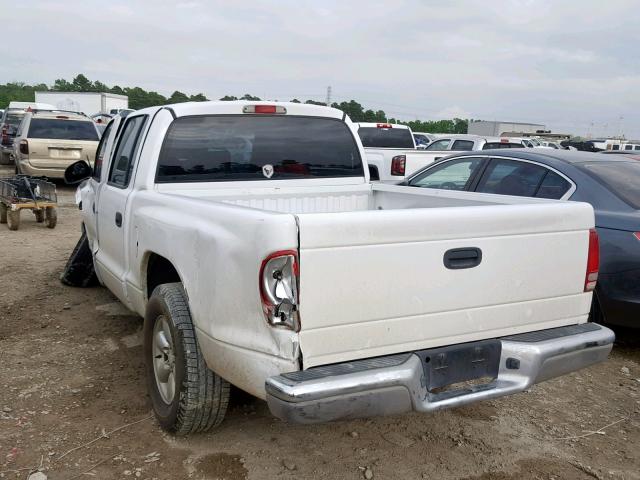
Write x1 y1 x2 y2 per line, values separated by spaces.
634 232 640 241
259 250 299 330
19 139 29 155
391 155 406 176
377 123 392 129
584 228 599 292
1 125 7 145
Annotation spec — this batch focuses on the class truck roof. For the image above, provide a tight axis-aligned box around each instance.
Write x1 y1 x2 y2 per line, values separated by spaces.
155 101 347 120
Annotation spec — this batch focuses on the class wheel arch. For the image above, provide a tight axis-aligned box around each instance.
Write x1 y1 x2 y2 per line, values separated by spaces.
142 251 184 301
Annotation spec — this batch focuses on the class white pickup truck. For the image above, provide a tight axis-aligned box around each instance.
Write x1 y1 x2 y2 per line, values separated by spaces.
63 101 613 435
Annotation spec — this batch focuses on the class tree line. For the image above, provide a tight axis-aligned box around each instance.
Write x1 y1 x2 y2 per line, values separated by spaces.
0 74 468 133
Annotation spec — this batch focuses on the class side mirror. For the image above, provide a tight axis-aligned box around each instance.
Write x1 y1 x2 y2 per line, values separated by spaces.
64 160 93 184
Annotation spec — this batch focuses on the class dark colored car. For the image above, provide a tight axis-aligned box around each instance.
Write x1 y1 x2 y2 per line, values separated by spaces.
0 109 27 164
402 150 640 327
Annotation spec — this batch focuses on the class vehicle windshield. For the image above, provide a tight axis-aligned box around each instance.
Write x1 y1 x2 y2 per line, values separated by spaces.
28 119 99 141
157 115 364 182
579 161 640 209
357 127 415 148
5 112 24 127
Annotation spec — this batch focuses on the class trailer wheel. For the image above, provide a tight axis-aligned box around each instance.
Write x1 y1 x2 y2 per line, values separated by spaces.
34 209 45 223
45 207 57 229
144 283 230 435
7 210 20 231
0 204 6 224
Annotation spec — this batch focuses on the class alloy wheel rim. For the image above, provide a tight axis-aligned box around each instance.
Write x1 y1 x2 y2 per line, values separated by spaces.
152 315 176 404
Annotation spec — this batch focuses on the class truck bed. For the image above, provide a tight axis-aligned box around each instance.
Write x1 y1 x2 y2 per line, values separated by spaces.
160 183 594 368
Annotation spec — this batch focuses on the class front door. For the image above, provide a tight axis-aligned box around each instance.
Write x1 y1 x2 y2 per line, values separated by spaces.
94 114 148 304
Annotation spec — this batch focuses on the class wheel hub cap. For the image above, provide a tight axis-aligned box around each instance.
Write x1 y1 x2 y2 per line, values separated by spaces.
152 315 176 404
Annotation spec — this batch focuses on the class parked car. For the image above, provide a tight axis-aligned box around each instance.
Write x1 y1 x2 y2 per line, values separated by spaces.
13 110 100 178
62 101 612 434
413 132 435 148
387 135 525 182
403 149 640 328
0 102 56 164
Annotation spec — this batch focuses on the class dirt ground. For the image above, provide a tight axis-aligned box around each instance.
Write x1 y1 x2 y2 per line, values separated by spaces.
0 166 639 480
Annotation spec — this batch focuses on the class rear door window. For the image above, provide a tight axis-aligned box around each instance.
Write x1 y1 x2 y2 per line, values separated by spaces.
28 119 99 141
425 139 451 150
451 140 475 151
408 158 485 191
476 158 567 198
357 126 414 148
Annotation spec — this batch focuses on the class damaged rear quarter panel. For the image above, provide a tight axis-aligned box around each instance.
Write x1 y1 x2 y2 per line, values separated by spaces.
129 191 301 398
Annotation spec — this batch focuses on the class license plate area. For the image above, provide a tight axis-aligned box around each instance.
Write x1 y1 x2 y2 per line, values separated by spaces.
416 339 501 393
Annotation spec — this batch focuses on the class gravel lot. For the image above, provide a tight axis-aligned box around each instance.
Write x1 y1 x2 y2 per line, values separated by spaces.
1 165 639 480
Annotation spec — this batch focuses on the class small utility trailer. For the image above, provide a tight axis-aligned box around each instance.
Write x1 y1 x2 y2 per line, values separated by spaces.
0 176 58 230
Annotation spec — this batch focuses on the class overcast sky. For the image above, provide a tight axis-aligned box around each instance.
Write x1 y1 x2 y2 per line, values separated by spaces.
2 0 640 138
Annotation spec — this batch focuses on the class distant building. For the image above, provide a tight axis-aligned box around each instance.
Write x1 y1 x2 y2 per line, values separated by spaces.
468 120 546 136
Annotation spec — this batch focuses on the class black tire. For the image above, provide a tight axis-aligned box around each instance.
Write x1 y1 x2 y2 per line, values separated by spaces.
45 207 57 229
144 283 229 435
60 230 99 287
7 210 20 230
0 204 6 224
34 209 45 223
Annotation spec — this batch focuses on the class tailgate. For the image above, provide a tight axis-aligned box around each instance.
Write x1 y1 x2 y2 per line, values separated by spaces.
29 140 95 168
296 202 594 367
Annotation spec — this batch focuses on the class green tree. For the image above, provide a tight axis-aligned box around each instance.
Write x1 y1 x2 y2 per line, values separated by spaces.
240 94 261 101
167 91 190 104
189 93 208 102
72 74 93 92
52 78 73 91
219 95 238 101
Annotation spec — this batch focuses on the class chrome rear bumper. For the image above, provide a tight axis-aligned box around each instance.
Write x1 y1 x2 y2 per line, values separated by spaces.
266 323 614 424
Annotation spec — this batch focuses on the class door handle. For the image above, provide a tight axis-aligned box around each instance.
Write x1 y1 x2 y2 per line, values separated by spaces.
115 212 123 227
444 248 482 269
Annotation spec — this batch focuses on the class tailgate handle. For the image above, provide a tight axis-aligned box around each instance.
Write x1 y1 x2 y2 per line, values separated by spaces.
444 248 482 269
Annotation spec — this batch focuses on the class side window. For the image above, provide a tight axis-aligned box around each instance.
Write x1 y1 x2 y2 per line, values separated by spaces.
535 171 571 199
425 139 451 151
476 159 550 197
624 145 633 151
408 158 484 191
92 121 114 180
451 140 474 151
108 116 147 188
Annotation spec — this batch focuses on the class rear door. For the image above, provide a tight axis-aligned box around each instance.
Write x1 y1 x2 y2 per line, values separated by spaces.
295 200 594 367
94 114 148 304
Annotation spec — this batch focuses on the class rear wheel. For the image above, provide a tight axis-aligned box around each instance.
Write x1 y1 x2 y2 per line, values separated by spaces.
45 207 57 229
144 283 230 435
0 204 6 224
34 209 45 223
7 210 20 230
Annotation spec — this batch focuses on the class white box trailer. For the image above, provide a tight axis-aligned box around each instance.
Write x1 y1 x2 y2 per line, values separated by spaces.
34 92 128 116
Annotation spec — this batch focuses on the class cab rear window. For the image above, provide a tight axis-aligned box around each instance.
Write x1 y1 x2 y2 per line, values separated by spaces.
357 127 415 148
482 142 525 149
157 115 364 182
28 119 99 141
